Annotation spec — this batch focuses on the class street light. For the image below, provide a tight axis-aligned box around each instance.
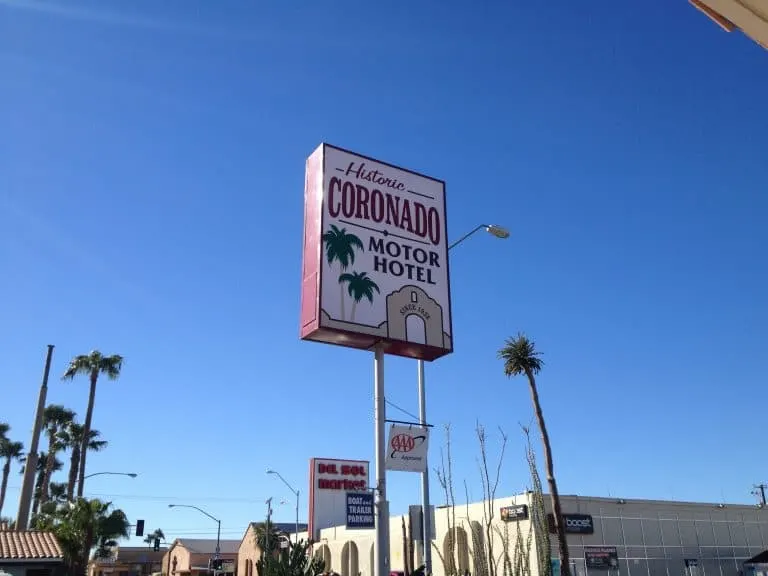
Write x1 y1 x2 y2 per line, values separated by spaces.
76 471 138 494
418 222 509 573
168 504 221 558
266 468 300 544
84 472 138 480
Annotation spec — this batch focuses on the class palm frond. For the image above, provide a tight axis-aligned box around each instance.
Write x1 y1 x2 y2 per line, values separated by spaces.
497 333 543 377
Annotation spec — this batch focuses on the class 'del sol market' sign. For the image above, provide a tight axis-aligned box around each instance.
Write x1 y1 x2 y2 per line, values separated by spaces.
300 143 452 361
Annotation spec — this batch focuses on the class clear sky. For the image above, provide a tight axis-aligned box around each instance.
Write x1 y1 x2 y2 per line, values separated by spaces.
2 0 767 546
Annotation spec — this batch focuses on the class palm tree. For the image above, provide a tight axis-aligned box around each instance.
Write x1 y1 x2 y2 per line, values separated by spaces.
253 521 283 553
40 405 76 505
0 438 24 517
339 271 380 322
322 224 363 321
498 333 571 576
0 422 9 440
143 528 165 548
60 422 108 500
32 497 129 575
26 451 63 515
62 351 124 497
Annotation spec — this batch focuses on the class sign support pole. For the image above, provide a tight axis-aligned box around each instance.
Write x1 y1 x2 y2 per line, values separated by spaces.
417 359 432 573
374 343 389 576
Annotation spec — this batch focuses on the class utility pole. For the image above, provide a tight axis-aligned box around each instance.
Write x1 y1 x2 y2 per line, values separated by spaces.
752 484 767 507
17 345 54 530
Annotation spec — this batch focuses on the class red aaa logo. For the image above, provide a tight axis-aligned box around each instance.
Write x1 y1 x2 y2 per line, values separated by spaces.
390 432 426 456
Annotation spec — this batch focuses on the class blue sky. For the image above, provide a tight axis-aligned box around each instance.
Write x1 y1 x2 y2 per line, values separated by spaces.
2 0 767 545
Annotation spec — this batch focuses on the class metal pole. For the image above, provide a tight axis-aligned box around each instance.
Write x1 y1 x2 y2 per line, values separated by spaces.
374 343 389 576
17 344 54 530
216 519 221 559
295 489 300 545
417 359 432 573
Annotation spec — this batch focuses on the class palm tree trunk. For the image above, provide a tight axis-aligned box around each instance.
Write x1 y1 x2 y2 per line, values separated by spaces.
0 460 10 516
78 372 98 498
67 444 80 500
340 282 346 321
39 442 57 505
350 300 357 322
525 368 571 576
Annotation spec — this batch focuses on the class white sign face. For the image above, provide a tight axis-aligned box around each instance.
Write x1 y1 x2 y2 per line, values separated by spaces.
308 144 451 360
308 458 370 538
385 425 429 473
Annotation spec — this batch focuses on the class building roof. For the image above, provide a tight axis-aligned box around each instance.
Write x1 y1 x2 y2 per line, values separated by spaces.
0 530 63 561
248 522 308 534
91 547 168 565
174 539 240 555
690 0 768 49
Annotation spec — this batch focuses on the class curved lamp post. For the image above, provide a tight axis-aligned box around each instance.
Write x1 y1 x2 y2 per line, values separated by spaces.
168 504 221 558
84 472 138 480
266 469 300 544
77 471 137 494
418 222 509 573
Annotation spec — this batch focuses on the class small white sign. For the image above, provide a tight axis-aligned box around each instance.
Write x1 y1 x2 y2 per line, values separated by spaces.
385 424 429 472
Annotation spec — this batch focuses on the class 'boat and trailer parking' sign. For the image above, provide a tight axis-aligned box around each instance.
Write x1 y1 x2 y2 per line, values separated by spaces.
346 492 374 529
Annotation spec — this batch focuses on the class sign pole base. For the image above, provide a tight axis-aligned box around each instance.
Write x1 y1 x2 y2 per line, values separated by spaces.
374 343 389 576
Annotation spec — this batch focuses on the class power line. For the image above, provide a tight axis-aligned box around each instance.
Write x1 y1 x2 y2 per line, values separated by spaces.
3 487 271 504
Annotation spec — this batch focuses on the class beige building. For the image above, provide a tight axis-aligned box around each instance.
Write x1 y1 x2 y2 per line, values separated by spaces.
161 539 239 576
313 493 768 576
690 0 768 49
88 547 167 576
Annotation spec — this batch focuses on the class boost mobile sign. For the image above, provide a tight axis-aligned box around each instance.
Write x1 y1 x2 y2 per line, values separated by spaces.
548 513 594 534
300 143 452 361
385 424 429 472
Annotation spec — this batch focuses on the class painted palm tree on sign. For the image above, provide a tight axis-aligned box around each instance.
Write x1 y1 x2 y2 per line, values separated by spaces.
339 271 380 322
59 423 108 500
0 438 24 517
40 404 76 505
498 333 571 576
322 224 363 321
62 350 124 497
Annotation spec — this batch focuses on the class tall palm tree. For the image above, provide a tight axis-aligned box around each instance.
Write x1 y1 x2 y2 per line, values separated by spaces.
0 438 24 517
40 405 76 505
498 333 571 576
59 423 108 500
62 351 124 497
339 271 380 322
322 224 363 321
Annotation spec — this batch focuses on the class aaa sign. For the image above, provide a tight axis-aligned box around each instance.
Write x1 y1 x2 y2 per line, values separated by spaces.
385 424 429 473
300 143 452 361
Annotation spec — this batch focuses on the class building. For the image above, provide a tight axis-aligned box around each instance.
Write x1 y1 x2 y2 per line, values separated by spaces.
689 0 768 49
237 523 309 576
88 546 168 576
314 493 768 576
161 539 239 576
0 527 64 576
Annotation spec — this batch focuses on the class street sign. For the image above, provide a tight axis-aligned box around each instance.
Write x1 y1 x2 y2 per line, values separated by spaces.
346 492 374 529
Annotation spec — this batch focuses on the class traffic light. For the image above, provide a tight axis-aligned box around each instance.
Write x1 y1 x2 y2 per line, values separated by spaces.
135 520 145 537
153 538 160 552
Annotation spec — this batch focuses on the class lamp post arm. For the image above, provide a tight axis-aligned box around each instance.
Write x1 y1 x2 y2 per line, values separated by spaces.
448 224 485 251
273 471 298 496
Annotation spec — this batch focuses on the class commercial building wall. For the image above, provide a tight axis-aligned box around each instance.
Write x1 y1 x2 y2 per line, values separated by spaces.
316 494 768 576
